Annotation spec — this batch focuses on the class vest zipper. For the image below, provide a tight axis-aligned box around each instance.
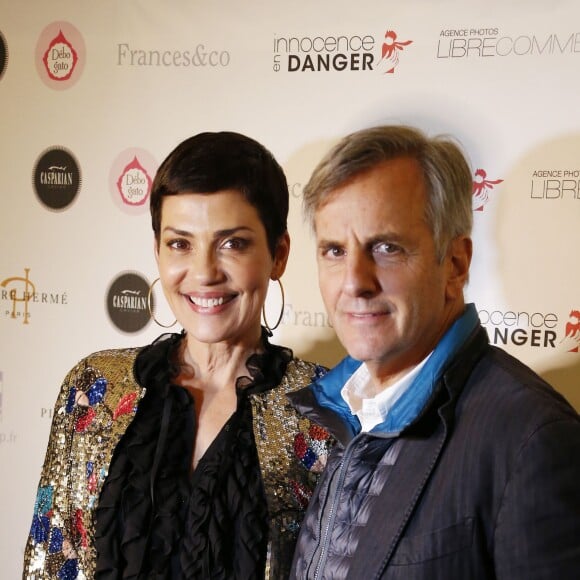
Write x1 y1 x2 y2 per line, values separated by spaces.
310 439 357 579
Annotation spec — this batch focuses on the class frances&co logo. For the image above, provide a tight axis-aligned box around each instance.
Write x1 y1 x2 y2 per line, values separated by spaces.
273 28 413 74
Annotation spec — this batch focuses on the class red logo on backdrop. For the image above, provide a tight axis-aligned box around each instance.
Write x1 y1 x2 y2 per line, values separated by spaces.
379 30 413 74
43 30 78 81
36 22 85 90
116 156 153 207
472 168 503 211
562 310 580 353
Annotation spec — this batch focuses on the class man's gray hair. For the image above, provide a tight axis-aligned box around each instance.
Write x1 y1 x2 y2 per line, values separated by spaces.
303 125 473 261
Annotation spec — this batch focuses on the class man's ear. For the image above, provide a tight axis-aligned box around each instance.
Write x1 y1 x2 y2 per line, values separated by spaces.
445 235 472 300
272 231 291 280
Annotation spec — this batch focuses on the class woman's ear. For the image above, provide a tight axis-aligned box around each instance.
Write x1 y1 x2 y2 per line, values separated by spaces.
272 231 291 280
153 237 160 264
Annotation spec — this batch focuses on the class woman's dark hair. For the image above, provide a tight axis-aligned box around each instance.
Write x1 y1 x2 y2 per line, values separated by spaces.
150 131 289 256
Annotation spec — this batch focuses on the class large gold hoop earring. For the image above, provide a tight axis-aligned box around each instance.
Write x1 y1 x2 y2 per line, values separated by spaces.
262 278 285 332
147 278 177 328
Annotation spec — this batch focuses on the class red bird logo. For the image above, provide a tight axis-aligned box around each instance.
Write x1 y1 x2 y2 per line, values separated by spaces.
380 30 413 74
472 169 503 211
563 310 580 353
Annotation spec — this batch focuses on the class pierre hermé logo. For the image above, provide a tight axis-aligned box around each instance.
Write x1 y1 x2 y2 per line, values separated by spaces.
35 22 86 89
472 168 503 212
106 271 152 333
109 149 157 215
33 147 82 211
436 26 580 60
1 268 68 324
273 28 413 74
479 307 580 353
0 30 8 81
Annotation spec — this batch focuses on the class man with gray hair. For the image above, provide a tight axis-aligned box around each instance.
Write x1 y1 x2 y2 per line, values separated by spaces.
289 125 580 579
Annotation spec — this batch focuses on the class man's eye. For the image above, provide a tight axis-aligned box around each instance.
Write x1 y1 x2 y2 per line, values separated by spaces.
322 246 345 258
373 242 399 255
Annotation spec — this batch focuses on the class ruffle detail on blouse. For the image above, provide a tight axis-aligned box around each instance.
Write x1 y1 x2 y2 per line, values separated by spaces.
94 330 292 579
94 333 193 579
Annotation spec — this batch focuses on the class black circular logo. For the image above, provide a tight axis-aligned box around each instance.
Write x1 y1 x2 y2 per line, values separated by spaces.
33 147 81 210
0 30 7 81
106 272 152 333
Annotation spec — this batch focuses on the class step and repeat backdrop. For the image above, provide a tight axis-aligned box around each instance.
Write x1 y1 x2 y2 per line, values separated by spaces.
1 1 579 576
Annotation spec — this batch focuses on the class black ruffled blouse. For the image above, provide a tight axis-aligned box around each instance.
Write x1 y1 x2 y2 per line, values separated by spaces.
94 331 292 579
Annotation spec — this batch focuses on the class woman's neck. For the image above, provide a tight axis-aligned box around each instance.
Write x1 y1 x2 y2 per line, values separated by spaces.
178 331 264 392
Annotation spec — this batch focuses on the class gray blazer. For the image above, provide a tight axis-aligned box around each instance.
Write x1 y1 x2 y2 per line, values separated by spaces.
290 327 580 579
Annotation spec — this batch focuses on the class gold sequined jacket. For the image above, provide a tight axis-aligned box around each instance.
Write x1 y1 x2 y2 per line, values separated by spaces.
23 345 330 579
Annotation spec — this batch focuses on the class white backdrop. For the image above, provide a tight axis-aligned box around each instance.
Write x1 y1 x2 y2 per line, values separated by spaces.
1 1 579 577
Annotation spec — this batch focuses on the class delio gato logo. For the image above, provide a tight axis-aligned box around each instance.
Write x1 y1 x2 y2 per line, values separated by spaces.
1 268 68 324
35 21 86 89
0 30 8 81
107 272 152 333
472 168 503 212
109 149 157 215
273 28 412 73
33 147 82 211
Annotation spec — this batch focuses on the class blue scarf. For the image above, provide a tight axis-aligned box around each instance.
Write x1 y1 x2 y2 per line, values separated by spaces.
310 304 480 436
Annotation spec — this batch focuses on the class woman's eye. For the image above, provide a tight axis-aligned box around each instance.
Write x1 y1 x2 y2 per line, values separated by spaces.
167 239 190 251
222 237 249 250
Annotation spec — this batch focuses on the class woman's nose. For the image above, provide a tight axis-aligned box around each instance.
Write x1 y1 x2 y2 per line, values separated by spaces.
192 249 224 284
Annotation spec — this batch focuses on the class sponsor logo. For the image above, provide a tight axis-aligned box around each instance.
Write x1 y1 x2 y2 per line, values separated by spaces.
472 168 503 212
106 272 152 333
380 30 413 74
116 42 230 67
109 148 157 215
479 307 580 353
0 431 16 445
0 30 8 81
35 22 86 89
562 310 580 353
41 407 54 420
273 28 412 73
530 169 580 200
282 303 333 328
437 27 580 59
0 268 68 324
33 147 82 211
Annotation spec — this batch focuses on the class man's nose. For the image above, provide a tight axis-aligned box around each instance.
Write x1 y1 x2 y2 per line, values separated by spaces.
343 250 379 297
